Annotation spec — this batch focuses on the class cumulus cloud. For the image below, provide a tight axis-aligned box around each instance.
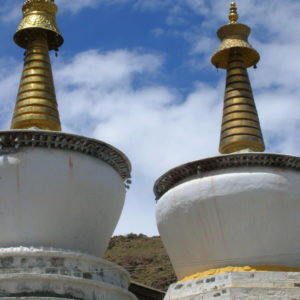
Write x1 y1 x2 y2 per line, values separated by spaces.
0 58 21 129
56 0 130 13
54 49 222 171
133 0 171 11
252 40 300 155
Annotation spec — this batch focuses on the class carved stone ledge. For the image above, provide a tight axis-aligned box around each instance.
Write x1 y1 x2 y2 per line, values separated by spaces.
154 153 300 200
0 130 131 181
0 247 136 300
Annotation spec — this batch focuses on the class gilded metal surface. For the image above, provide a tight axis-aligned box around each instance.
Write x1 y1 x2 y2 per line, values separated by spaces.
0 130 132 181
16 99 58 110
11 32 61 131
224 98 255 107
221 127 262 139
17 91 56 101
227 67 248 77
11 0 63 131
226 90 253 99
18 84 54 93
226 82 252 91
222 113 259 124
218 51 265 154
229 2 238 23
210 2 264 154
22 69 52 77
14 0 63 50
12 115 61 130
226 75 249 84
211 3 259 69
220 137 264 154
223 104 257 116
221 120 260 131
154 153 300 200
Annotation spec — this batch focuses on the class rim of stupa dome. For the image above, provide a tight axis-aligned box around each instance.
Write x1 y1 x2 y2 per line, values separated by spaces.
154 152 300 200
0 129 131 181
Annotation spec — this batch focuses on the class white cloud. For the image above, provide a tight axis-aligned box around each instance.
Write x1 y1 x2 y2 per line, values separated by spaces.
56 0 130 13
191 36 217 60
56 50 161 89
151 28 165 37
133 0 171 11
253 42 300 89
54 49 222 169
0 58 21 129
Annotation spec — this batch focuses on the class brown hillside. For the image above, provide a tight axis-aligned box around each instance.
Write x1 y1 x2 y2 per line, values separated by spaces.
104 234 177 291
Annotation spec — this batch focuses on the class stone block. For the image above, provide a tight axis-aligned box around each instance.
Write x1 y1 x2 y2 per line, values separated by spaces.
0 247 137 300
165 271 300 299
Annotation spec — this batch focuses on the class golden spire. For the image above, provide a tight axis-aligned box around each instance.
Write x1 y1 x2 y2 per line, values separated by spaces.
229 2 238 23
211 2 265 154
11 0 64 131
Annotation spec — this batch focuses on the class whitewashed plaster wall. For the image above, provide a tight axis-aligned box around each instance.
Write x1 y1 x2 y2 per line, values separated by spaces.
0 147 125 257
156 167 300 279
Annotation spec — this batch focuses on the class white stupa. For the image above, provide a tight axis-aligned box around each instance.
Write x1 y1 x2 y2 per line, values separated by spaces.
0 1 136 299
155 3 300 299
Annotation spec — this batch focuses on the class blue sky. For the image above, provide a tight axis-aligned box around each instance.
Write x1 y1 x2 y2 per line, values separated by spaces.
0 0 300 236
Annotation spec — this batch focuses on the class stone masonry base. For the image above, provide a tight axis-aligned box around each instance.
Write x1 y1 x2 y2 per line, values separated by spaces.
165 271 300 299
0 247 137 300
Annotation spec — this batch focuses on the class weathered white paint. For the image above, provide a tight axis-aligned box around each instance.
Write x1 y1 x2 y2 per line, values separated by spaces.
0 247 137 300
156 166 300 279
0 147 125 257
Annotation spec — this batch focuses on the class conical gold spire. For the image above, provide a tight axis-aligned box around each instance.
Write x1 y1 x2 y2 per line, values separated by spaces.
11 0 63 131
211 2 265 154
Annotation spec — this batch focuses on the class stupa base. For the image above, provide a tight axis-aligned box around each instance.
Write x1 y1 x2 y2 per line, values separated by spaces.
0 247 136 300
164 271 300 299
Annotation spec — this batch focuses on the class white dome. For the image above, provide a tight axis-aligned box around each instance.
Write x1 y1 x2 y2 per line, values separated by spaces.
0 130 131 257
155 153 300 279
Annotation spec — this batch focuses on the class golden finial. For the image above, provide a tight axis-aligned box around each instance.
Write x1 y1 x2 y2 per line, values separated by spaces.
14 0 63 50
229 2 239 23
211 0 264 154
11 0 63 131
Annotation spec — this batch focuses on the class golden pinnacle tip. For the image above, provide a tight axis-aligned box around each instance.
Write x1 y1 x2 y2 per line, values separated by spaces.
15 0 63 50
229 1 239 23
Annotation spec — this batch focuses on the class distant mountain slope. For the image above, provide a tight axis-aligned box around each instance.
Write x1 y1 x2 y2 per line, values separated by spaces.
104 234 177 291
